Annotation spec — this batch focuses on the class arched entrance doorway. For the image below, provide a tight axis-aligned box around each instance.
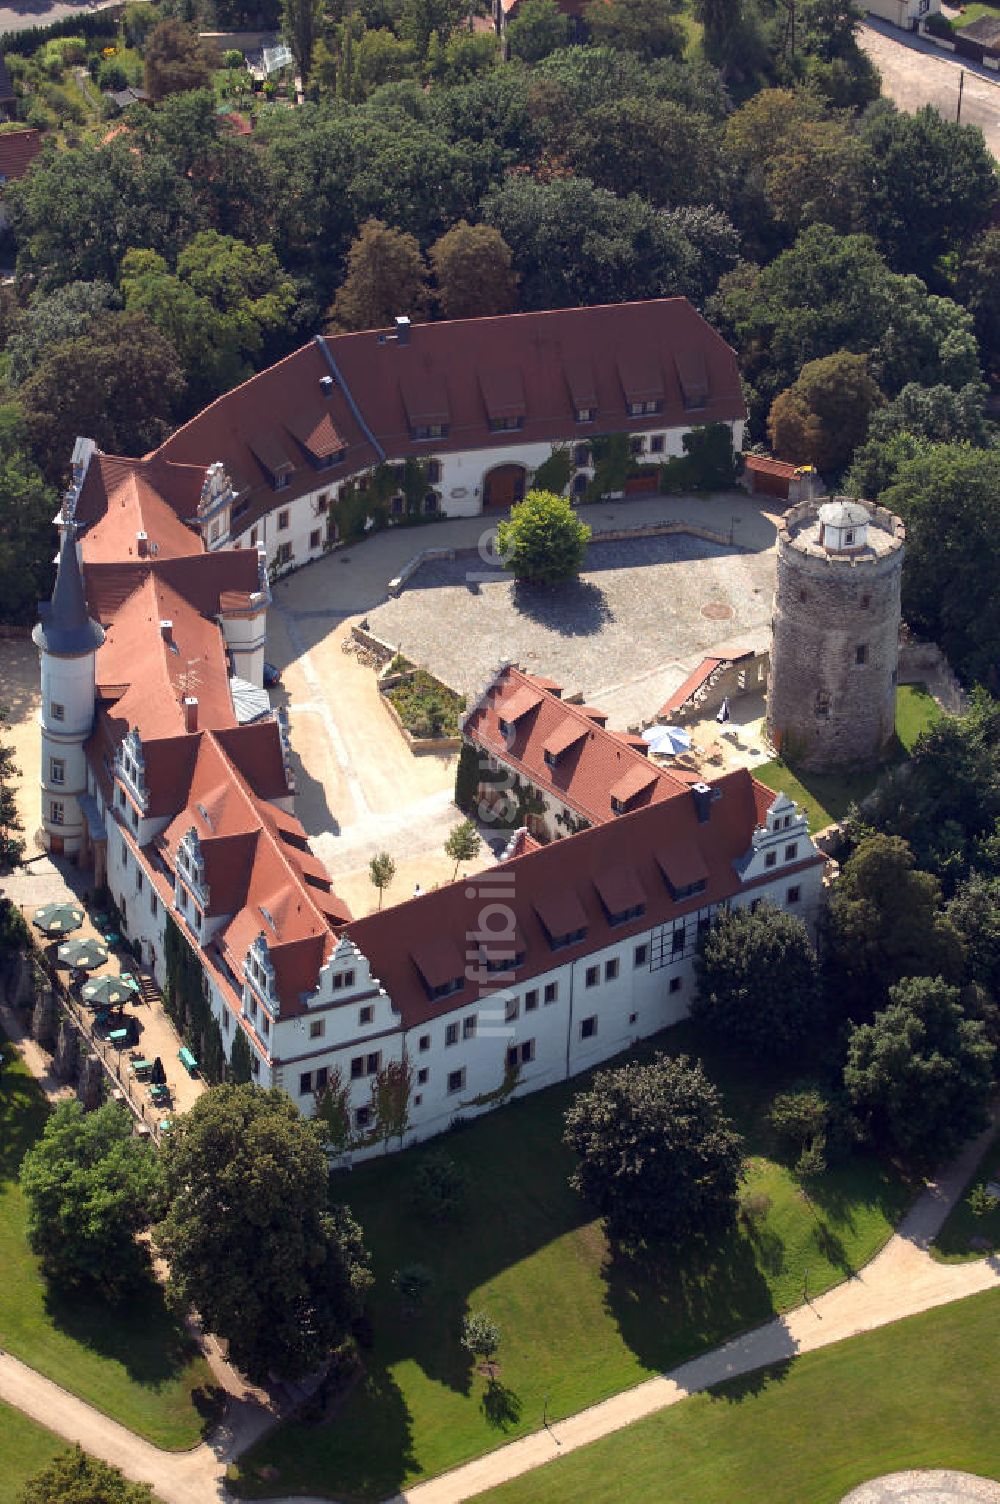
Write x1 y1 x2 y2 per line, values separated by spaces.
483 464 527 510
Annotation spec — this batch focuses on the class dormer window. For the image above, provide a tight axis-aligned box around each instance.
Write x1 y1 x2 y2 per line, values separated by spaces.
412 423 448 441
575 407 594 423
489 415 523 433
627 399 662 417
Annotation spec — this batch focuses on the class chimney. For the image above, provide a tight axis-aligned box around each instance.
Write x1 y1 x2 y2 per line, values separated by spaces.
183 696 198 733
691 782 712 824
137 530 149 558
394 315 411 347
159 619 173 644
319 375 334 396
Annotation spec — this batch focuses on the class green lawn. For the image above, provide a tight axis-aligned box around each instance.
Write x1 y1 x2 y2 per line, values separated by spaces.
230 1025 913 1500
0 1030 216 1449
953 2 1000 27
476 1288 1000 1504
933 1130 1000 1263
755 684 941 832
0 1401 66 1504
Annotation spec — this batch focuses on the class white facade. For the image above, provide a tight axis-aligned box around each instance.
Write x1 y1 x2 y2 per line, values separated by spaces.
866 0 935 27
37 640 98 854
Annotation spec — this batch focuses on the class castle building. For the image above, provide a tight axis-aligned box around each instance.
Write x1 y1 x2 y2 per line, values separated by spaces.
33 301 826 1158
766 498 905 772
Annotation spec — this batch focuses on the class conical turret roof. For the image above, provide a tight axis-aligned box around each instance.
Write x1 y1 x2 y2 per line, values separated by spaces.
32 523 105 656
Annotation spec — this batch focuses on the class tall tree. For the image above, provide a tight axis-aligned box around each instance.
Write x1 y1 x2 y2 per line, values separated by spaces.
399 0 465 58
564 1054 745 1247
767 350 882 473
694 903 819 1059
566 97 722 209
959 227 1000 379
844 976 994 1164
158 1085 372 1381
0 702 26 868
444 818 481 880
20 1446 154 1504
824 834 965 1020
369 851 396 910
143 20 212 100
19 1102 163 1298
429 221 518 319
949 875 1000 999
505 0 570 62
584 0 686 60
326 217 429 332
6 282 120 387
371 1057 413 1150
0 406 58 626
283 0 322 80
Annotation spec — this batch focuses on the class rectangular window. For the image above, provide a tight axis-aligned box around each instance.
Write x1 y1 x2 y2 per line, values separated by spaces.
417 1066 429 1085
629 1011 638 1025
50 758 65 785
525 988 539 1011
222 1009 230 1033
447 1068 466 1094
249 527 258 547
310 529 321 550
299 1070 312 1096
787 885 801 904
277 509 290 531
463 1014 477 1039
445 1022 459 1047
310 1019 325 1039
150 892 158 917
605 957 619 982
544 982 558 1004
359 1005 373 1026
765 850 777 868
669 976 682 994
251 1056 260 1077
354 1105 371 1130
785 843 799 861
650 434 665 453
261 1014 270 1036
488 416 523 433
316 493 329 512
419 1033 430 1052
672 925 685 954
505 996 519 1022
585 965 599 988
427 460 441 482
315 1067 328 1092
575 407 594 424
350 1055 364 1079
136 869 143 894
629 436 644 456
50 701 64 721
521 1039 535 1064
860 594 870 609
855 644 868 666
276 542 292 567
50 799 64 825
366 1051 381 1075
634 943 648 968
580 1015 597 1040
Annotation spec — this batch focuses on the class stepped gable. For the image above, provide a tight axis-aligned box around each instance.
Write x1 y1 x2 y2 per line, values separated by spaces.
152 300 744 538
464 663 690 825
346 767 813 1031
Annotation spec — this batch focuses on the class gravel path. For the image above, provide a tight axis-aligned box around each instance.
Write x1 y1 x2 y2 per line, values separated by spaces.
0 1107 997 1504
841 1473 1000 1502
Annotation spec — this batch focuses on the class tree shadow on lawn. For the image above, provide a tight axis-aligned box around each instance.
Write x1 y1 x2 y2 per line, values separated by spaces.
44 1270 199 1391
707 1356 794 1405
481 1377 522 1431
511 578 614 637
602 1229 778 1379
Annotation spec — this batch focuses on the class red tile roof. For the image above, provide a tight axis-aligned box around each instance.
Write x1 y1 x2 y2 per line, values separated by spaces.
660 657 725 717
465 665 689 826
153 300 745 537
347 767 820 1030
0 128 42 183
75 453 207 563
743 454 801 479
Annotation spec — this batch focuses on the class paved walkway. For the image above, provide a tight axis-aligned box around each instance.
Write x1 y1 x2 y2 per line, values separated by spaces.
0 1111 997 1504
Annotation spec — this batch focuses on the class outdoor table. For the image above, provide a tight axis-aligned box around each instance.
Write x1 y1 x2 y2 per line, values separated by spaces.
178 1046 198 1076
108 1027 129 1045
130 1059 152 1077
149 1084 169 1100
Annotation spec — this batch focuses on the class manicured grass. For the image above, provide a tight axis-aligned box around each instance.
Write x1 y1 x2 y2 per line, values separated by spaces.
953 3 1000 28
230 1025 913 1500
0 1400 66 1504
0 1029 216 1450
933 1130 1000 1263
755 684 941 832
476 1288 1000 1504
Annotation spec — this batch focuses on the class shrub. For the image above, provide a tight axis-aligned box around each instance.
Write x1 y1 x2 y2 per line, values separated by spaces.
98 59 129 91
968 1182 999 1219
738 1189 773 1228
411 1151 468 1222
769 1089 830 1155
222 48 245 67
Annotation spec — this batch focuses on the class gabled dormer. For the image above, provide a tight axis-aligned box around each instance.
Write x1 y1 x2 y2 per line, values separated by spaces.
197 461 235 550
174 825 210 939
116 727 148 813
734 791 814 882
244 930 279 1017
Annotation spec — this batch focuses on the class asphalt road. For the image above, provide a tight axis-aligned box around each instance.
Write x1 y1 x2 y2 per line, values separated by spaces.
860 17 1000 157
0 0 123 37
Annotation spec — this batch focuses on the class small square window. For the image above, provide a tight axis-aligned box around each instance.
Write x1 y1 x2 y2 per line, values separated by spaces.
525 989 538 1011
634 943 648 968
447 1068 465 1094
669 976 682 994
278 509 290 531
765 851 777 868
414 1092 423 1106
787 885 801 904
310 1019 325 1039
544 982 558 1004
354 1105 371 1129
445 1022 459 1047
299 1070 313 1095
629 1011 638 1025
419 1033 431 1052
585 965 599 988
316 493 329 511
350 1055 364 1079
418 1067 429 1084
785 843 799 861
463 1014 477 1039
580 1015 597 1040
359 1005 373 1026
605 958 619 982
50 701 64 721
310 529 321 550
505 996 519 1022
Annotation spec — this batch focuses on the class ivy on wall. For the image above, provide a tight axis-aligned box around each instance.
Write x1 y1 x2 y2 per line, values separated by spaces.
163 912 226 1085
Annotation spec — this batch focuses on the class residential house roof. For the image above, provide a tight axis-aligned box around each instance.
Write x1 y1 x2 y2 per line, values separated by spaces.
0 127 41 183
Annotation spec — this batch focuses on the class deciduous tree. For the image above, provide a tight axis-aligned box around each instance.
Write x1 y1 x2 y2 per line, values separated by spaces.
429 220 518 319
369 851 396 910
20 1446 154 1504
564 1054 745 1247
19 1102 163 1297
506 0 570 61
326 217 429 332
444 818 481 880
694 903 820 1059
496 489 591 586
844 976 994 1163
0 704 25 868
767 350 882 473
585 0 685 60
143 19 212 100
158 1085 372 1381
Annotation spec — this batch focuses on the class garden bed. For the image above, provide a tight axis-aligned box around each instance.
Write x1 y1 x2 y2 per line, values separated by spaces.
380 668 465 753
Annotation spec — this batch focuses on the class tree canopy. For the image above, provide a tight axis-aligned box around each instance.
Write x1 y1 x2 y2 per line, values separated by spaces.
19 1446 155 1504
157 1084 371 1381
496 489 592 585
564 1053 745 1247
694 902 820 1059
767 350 882 474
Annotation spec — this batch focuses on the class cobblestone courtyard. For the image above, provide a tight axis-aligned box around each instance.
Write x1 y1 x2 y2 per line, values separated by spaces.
367 532 777 727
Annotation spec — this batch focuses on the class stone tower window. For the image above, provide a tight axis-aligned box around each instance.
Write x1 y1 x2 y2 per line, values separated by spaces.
855 644 869 666
860 594 870 609
815 690 830 718
799 589 807 603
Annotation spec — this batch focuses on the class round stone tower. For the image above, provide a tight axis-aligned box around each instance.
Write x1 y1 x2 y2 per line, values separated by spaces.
766 497 905 771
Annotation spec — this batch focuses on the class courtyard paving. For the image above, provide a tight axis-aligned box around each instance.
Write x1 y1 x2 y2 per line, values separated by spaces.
842 1474 1000 1504
366 530 776 728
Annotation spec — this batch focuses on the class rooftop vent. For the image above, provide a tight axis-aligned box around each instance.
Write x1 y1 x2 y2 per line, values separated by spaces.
394 315 411 346
159 619 173 643
691 782 712 824
183 696 199 734
319 375 334 396
136 530 149 558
